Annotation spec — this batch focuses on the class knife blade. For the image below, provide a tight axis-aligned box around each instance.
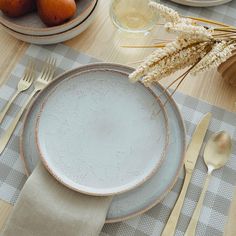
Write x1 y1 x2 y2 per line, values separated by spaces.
161 112 212 236
184 112 212 171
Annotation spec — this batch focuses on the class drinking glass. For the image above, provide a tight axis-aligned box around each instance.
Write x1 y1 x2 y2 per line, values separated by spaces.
110 0 158 33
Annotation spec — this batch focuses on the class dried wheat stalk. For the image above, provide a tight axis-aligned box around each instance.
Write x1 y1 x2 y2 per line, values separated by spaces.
129 2 236 90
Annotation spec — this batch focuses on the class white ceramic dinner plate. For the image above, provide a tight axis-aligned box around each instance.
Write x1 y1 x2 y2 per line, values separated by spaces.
0 1 98 45
20 63 186 222
0 0 97 36
171 0 232 7
35 67 169 196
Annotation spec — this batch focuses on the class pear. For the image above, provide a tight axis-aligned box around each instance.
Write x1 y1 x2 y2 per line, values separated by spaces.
37 0 76 27
0 0 36 17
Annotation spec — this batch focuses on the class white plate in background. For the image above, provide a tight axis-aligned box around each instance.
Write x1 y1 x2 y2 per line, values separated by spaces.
171 0 232 7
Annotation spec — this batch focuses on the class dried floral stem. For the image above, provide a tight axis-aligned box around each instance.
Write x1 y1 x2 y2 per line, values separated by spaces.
216 37 236 41
213 28 236 33
169 74 186 96
129 3 236 88
121 43 166 48
129 59 144 65
213 33 233 36
213 33 236 37
153 37 173 41
191 41 235 75
185 16 235 28
159 55 208 107
219 26 236 31
215 37 236 42
149 2 180 23
129 39 212 85
160 73 188 108
142 42 211 82
164 66 194 91
152 38 173 43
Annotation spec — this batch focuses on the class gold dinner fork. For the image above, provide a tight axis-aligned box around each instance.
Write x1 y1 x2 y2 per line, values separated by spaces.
0 57 57 154
0 61 35 123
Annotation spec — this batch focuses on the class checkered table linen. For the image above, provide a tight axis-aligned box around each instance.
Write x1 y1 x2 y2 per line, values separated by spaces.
0 44 236 236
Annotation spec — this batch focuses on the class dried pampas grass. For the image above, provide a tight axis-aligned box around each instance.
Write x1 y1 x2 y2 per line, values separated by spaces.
128 2 236 93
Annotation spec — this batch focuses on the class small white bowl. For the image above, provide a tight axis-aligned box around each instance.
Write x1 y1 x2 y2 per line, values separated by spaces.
0 1 98 45
0 0 97 36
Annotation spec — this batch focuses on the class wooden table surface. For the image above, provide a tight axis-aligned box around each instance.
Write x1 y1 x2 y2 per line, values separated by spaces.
0 0 236 235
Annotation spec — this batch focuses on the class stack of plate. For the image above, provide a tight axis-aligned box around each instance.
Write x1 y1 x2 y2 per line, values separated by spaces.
0 0 98 45
171 0 232 7
20 63 186 222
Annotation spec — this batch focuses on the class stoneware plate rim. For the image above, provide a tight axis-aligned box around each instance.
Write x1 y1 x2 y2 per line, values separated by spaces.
35 66 169 196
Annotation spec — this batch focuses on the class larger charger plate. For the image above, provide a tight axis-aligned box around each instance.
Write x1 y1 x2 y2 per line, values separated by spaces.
35 66 169 196
20 63 186 222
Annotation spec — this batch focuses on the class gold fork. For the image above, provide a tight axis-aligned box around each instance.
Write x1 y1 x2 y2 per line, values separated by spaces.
0 60 35 123
0 58 57 154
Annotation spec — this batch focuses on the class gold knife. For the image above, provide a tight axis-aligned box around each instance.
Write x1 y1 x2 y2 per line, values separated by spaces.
161 112 212 236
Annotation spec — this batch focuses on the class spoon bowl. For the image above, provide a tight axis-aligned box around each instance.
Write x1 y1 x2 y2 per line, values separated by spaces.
204 131 232 173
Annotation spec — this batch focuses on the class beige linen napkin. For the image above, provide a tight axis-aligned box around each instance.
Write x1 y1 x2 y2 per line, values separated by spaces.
1 162 112 236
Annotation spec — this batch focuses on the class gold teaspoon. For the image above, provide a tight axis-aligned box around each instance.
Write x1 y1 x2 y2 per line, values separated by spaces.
185 131 232 236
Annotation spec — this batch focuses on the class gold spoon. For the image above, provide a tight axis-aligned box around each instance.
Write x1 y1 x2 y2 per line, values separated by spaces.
185 131 232 236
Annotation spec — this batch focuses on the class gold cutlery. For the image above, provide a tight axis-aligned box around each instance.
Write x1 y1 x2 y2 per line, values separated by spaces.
161 113 212 236
0 58 56 154
0 61 35 123
185 131 232 236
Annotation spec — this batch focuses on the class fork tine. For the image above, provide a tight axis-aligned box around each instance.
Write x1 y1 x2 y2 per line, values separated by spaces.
23 60 34 82
23 63 30 82
22 60 32 81
47 58 56 81
51 59 57 80
26 60 33 82
41 57 56 81
28 61 35 83
39 58 50 78
41 60 51 81
38 57 56 83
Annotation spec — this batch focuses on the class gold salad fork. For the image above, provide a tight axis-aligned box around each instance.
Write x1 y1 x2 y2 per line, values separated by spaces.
0 61 35 123
0 58 57 154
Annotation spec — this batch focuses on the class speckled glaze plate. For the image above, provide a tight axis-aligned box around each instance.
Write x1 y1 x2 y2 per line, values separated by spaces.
0 0 97 36
35 65 169 196
20 63 185 222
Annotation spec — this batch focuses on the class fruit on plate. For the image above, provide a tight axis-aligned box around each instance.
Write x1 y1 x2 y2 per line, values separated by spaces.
37 0 76 27
0 0 36 17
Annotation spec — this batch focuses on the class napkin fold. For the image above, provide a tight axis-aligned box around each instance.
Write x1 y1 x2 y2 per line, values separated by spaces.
1 162 112 236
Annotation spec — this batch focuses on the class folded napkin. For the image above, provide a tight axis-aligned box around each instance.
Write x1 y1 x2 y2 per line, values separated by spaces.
1 162 112 236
